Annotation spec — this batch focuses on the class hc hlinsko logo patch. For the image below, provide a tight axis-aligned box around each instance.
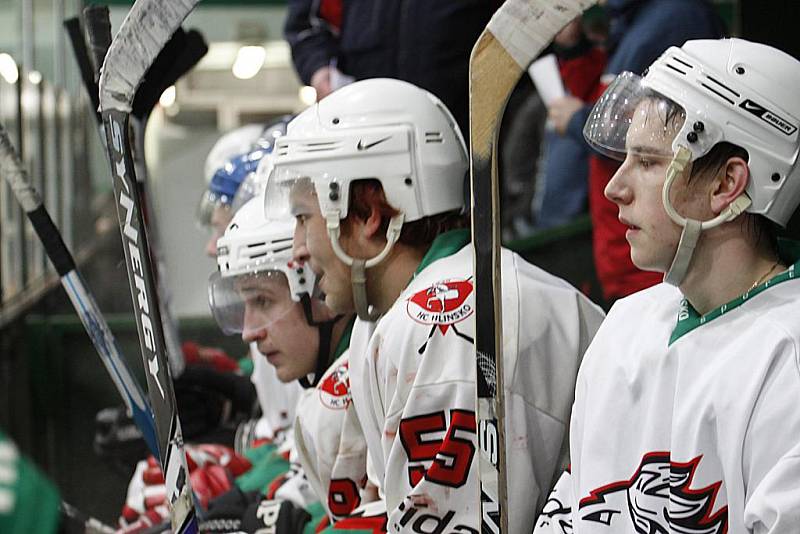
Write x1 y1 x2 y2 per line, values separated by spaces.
407 278 474 353
318 361 351 410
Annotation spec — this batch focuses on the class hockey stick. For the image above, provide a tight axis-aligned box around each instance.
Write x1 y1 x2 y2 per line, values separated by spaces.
67 8 207 377
0 123 159 458
96 1 202 531
60 501 116 534
469 1 596 531
126 27 208 378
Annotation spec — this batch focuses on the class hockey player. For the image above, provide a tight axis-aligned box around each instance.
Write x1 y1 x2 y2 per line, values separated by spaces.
535 38 800 533
198 123 266 256
198 119 303 448
264 78 605 532
202 195 363 532
199 119 292 257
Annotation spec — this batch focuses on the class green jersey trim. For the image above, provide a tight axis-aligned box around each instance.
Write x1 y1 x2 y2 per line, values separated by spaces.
333 316 356 360
238 356 255 376
413 228 471 277
670 240 800 345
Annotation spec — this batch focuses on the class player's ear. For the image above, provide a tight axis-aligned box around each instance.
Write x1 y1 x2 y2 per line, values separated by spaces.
710 156 749 215
361 203 384 239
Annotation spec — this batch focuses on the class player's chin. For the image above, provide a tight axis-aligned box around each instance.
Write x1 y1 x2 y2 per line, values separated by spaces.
275 367 295 383
629 248 666 274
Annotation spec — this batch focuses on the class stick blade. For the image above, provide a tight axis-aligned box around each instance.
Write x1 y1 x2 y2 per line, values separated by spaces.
99 0 200 111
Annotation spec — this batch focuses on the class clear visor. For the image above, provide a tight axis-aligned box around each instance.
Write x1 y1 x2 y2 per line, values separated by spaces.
208 270 297 336
196 190 231 229
263 167 323 220
231 173 261 214
583 71 686 162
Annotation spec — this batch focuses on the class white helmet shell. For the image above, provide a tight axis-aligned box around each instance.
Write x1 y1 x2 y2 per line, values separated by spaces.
215 196 313 300
266 78 468 223
644 38 800 226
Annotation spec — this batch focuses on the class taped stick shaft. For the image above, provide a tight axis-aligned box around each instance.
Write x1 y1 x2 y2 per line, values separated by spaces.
98 1 201 529
83 5 112 84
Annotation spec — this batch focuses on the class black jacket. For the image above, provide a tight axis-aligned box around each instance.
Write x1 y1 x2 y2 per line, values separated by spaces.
284 0 499 135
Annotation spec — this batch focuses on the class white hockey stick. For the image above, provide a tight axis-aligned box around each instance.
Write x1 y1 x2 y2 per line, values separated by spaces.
469 1 596 531
97 0 201 532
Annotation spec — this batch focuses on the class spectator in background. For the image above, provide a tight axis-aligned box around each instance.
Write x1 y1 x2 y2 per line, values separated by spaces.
533 16 608 231
548 0 724 303
284 0 501 136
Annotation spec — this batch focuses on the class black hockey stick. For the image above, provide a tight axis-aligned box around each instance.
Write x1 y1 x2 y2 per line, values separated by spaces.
95 1 202 531
67 8 207 377
126 27 208 377
0 123 159 458
469 1 596 531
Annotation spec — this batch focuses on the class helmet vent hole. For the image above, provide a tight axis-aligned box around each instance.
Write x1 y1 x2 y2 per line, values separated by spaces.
332 118 340 125
425 131 444 143
404 177 413 186
705 75 740 98
772 173 781 183
735 66 746 75
672 55 694 70
666 63 688 76
700 82 735 106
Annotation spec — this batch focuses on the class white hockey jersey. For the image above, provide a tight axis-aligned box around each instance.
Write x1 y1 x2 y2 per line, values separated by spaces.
294 351 370 522
535 253 800 534
250 342 302 442
348 229 605 533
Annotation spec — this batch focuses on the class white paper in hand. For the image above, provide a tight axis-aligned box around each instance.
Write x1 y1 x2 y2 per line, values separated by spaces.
528 54 565 107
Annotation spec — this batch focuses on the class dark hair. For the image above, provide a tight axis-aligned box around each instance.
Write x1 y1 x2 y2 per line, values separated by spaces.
650 94 779 252
343 179 467 249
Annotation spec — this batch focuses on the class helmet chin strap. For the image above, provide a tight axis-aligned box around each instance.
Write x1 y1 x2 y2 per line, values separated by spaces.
298 295 343 388
662 146 752 286
326 212 405 321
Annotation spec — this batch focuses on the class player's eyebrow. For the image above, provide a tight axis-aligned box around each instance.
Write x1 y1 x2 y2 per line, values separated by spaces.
627 144 673 157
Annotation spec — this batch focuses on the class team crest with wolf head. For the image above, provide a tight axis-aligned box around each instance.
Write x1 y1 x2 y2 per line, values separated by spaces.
538 452 728 534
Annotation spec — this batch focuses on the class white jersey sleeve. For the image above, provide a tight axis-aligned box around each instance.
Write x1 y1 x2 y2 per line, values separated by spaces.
742 339 800 533
295 352 369 522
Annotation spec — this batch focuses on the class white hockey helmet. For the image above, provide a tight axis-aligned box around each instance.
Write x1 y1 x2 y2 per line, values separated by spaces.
263 78 467 319
584 38 800 284
209 196 314 335
265 78 467 224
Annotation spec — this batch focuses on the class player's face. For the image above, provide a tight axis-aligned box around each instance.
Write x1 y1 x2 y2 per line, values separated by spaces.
238 274 317 382
205 205 233 258
290 186 355 315
604 99 686 272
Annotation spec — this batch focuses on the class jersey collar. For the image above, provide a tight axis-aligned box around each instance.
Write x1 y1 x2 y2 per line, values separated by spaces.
670 240 800 345
333 315 356 360
413 228 471 277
